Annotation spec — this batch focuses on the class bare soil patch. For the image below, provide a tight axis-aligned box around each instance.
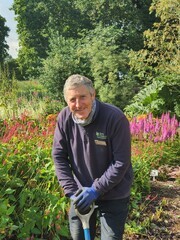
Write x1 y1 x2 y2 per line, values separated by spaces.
126 170 180 239
147 180 180 239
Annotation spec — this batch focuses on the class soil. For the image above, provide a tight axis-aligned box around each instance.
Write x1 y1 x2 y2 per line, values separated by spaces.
149 180 180 239
125 166 180 240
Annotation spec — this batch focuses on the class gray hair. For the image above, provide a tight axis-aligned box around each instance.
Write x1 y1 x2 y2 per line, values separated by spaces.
63 74 95 101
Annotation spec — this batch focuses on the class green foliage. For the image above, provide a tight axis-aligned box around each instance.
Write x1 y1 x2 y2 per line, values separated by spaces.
0 73 62 119
125 75 180 118
17 80 46 99
0 66 18 118
125 80 166 117
128 0 180 117
129 0 179 80
17 80 64 116
41 24 141 109
127 136 180 235
0 142 69 239
17 46 43 79
159 139 180 166
3 56 22 80
40 35 82 101
131 141 164 198
0 114 70 239
13 0 154 80
75 0 154 50
12 0 92 79
0 15 9 63
42 97 65 116
80 24 141 109
12 0 49 78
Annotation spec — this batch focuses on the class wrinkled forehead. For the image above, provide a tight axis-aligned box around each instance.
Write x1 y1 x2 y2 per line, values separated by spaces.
64 84 95 101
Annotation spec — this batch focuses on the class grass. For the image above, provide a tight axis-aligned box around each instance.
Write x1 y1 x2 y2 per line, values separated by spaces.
0 79 64 119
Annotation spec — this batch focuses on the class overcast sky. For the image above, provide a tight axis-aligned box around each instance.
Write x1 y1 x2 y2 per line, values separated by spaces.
0 0 19 58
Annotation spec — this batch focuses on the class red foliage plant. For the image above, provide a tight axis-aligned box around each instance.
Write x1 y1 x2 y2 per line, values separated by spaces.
0 112 58 143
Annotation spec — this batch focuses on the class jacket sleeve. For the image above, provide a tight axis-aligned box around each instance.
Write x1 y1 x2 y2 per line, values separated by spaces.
52 114 78 197
92 115 132 194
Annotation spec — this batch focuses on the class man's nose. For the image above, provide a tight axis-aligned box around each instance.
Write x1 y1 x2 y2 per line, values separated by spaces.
75 99 80 108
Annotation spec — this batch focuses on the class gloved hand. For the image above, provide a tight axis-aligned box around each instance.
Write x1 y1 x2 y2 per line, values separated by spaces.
70 189 82 202
73 187 100 212
70 195 76 202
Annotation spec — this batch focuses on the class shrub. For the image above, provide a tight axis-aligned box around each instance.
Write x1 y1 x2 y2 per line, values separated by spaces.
0 113 70 239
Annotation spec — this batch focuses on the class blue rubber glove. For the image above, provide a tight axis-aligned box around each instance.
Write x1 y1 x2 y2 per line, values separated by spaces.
73 187 99 212
70 189 83 202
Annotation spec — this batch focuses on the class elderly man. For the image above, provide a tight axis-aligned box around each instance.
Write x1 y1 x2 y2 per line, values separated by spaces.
52 74 133 240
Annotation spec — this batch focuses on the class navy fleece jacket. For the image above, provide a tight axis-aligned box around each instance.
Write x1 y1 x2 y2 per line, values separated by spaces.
52 99 133 200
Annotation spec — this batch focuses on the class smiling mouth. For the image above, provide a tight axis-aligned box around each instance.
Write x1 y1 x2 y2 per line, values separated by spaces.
75 108 85 113
74 109 88 119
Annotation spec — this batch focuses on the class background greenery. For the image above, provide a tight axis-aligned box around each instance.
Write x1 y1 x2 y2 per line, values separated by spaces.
0 0 179 117
0 0 179 239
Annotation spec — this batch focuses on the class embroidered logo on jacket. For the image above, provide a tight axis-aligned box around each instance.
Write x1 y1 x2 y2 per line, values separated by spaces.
96 132 107 140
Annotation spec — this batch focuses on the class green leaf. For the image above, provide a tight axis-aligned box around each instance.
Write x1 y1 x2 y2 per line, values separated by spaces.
11 225 19 231
31 227 41 234
59 225 69 237
7 205 15 215
0 199 8 213
0 216 9 224
5 188 15 194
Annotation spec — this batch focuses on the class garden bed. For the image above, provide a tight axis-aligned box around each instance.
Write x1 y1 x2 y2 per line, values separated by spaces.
125 168 180 240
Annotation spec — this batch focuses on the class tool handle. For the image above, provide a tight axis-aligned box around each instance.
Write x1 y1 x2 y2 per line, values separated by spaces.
84 228 91 240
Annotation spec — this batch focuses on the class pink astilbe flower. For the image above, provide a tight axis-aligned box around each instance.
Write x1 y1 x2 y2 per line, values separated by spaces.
130 112 179 142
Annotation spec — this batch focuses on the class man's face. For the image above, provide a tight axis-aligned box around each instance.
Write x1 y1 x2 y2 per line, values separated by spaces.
65 85 95 120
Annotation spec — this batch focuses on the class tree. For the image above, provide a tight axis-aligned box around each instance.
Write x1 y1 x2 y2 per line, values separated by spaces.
4 56 22 80
12 0 49 78
0 64 18 118
126 0 180 117
0 15 9 63
75 0 155 51
40 34 82 101
13 0 155 79
41 24 141 110
79 24 140 109
12 0 93 79
39 1 154 107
